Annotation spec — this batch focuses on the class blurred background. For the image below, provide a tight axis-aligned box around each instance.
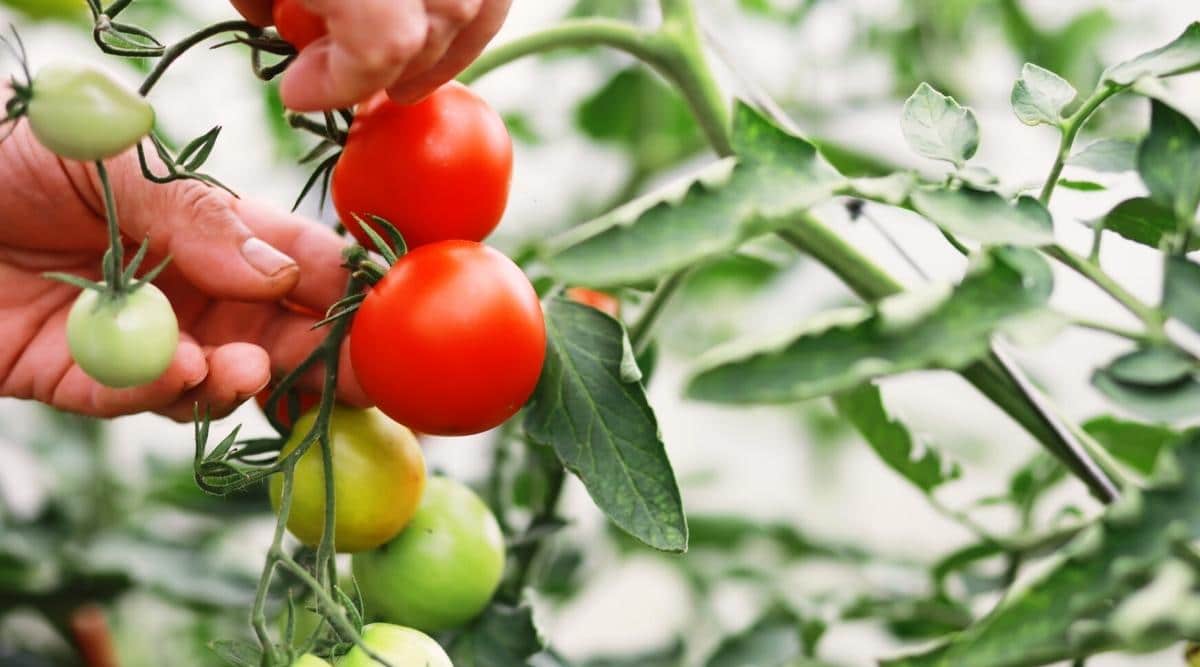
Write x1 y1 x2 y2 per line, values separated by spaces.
1 0 1199 665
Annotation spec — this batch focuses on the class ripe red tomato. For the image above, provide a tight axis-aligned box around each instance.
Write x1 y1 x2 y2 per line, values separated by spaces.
332 83 513 250
273 0 326 50
255 388 320 429
350 241 545 436
566 287 620 318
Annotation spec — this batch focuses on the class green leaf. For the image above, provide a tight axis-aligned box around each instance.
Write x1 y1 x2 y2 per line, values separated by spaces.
1138 100 1200 224
884 431 1200 667
1104 346 1196 387
543 103 842 288
524 298 687 552
1057 178 1104 192
1091 370 1200 424
705 611 807 667
1011 63 1076 127
687 248 1053 403
1069 138 1138 173
902 83 980 167
910 187 1056 246
1096 197 1178 250
1164 255 1200 333
446 604 543 667
1105 22 1200 86
833 383 960 493
210 640 261 667
583 642 685 667
1083 415 1179 476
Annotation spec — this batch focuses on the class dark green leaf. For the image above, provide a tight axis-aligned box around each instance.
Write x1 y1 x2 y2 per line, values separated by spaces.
1104 346 1196 387
446 604 543 667
1069 138 1138 173
705 611 820 667
1164 256 1200 333
1105 22 1200 86
1011 63 1076 127
1138 100 1200 223
1096 197 1178 250
1083 415 1180 476
687 249 1053 403
902 83 980 167
543 103 843 288
843 594 973 640
910 187 1055 246
583 641 685 667
833 383 960 493
524 298 687 552
1091 370 1200 424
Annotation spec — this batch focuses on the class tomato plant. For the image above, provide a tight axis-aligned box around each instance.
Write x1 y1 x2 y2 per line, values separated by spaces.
352 477 505 632
65 284 178 389
255 387 320 429
290 655 329 667
331 82 513 250
337 624 451 667
269 406 425 553
24 62 154 161
349 240 545 436
272 0 325 51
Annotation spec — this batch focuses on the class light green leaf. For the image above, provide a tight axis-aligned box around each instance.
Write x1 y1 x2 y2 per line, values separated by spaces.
1070 139 1138 173
1011 63 1077 127
1105 346 1196 387
884 431 1200 667
524 298 687 552
1105 22 1200 86
1057 179 1105 192
687 249 1052 403
902 83 980 167
1092 371 1200 424
847 172 918 206
910 187 1056 246
543 103 843 288
1096 197 1178 250
1138 100 1200 224
833 383 960 493
1164 256 1200 334
1083 415 1179 476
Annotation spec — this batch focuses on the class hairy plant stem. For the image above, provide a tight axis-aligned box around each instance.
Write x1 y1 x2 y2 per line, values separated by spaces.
139 20 260 96
94 161 125 292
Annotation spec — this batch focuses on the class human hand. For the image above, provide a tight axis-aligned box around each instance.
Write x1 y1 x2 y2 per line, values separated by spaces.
230 0 512 111
0 123 367 420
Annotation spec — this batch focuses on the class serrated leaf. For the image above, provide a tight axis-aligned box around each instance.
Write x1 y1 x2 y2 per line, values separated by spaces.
1096 197 1179 250
1092 370 1200 424
543 103 843 288
1138 100 1200 224
1083 415 1179 476
884 431 1200 667
910 187 1056 246
1070 139 1138 173
687 248 1052 403
446 604 542 667
833 383 960 493
1164 256 1200 334
902 83 980 167
1011 63 1077 127
1105 23 1200 86
524 298 687 552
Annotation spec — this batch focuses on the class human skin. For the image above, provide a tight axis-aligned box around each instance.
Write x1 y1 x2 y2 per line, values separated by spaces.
0 123 367 420
229 0 513 111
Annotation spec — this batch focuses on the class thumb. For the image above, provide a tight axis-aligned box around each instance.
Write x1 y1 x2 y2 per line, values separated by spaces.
73 149 301 302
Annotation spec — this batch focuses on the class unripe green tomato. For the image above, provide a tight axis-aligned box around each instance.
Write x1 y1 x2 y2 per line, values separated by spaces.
337 624 451 667
27 62 154 161
292 655 330 667
0 0 85 20
269 406 426 553
352 477 505 632
66 284 178 388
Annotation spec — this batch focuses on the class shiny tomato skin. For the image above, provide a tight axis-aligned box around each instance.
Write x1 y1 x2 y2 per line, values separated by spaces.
268 406 426 553
28 62 154 162
566 287 620 318
349 241 545 436
332 83 513 250
66 284 178 388
272 0 326 50
338 624 451 667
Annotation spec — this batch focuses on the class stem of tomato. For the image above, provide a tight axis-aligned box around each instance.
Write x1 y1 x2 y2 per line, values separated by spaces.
1037 83 1121 205
629 266 693 355
139 20 261 96
93 161 125 293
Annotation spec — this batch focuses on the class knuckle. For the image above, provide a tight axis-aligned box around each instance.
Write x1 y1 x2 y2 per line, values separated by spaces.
436 0 481 26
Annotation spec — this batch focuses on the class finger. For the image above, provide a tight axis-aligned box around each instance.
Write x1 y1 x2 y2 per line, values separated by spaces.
281 0 429 111
60 156 302 303
230 0 274 25
156 343 272 422
387 0 483 92
233 198 349 311
386 0 512 104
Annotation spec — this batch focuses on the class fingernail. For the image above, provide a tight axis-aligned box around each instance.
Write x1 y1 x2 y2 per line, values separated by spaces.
241 238 296 277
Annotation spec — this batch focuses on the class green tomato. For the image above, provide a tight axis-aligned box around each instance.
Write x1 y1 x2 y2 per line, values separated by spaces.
337 624 451 667
66 284 178 389
0 0 85 20
269 406 426 553
352 477 505 632
292 655 331 667
27 62 154 161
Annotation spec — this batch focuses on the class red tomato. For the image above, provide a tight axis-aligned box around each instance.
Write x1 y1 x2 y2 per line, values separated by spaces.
566 287 620 318
332 83 513 251
273 0 326 50
256 388 321 429
350 241 545 436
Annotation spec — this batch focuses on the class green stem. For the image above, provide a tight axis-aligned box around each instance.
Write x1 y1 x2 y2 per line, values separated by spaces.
140 20 260 96
460 19 659 84
1067 314 1153 344
1038 84 1120 205
94 161 124 292
1043 244 1166 339
629 267 692 355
